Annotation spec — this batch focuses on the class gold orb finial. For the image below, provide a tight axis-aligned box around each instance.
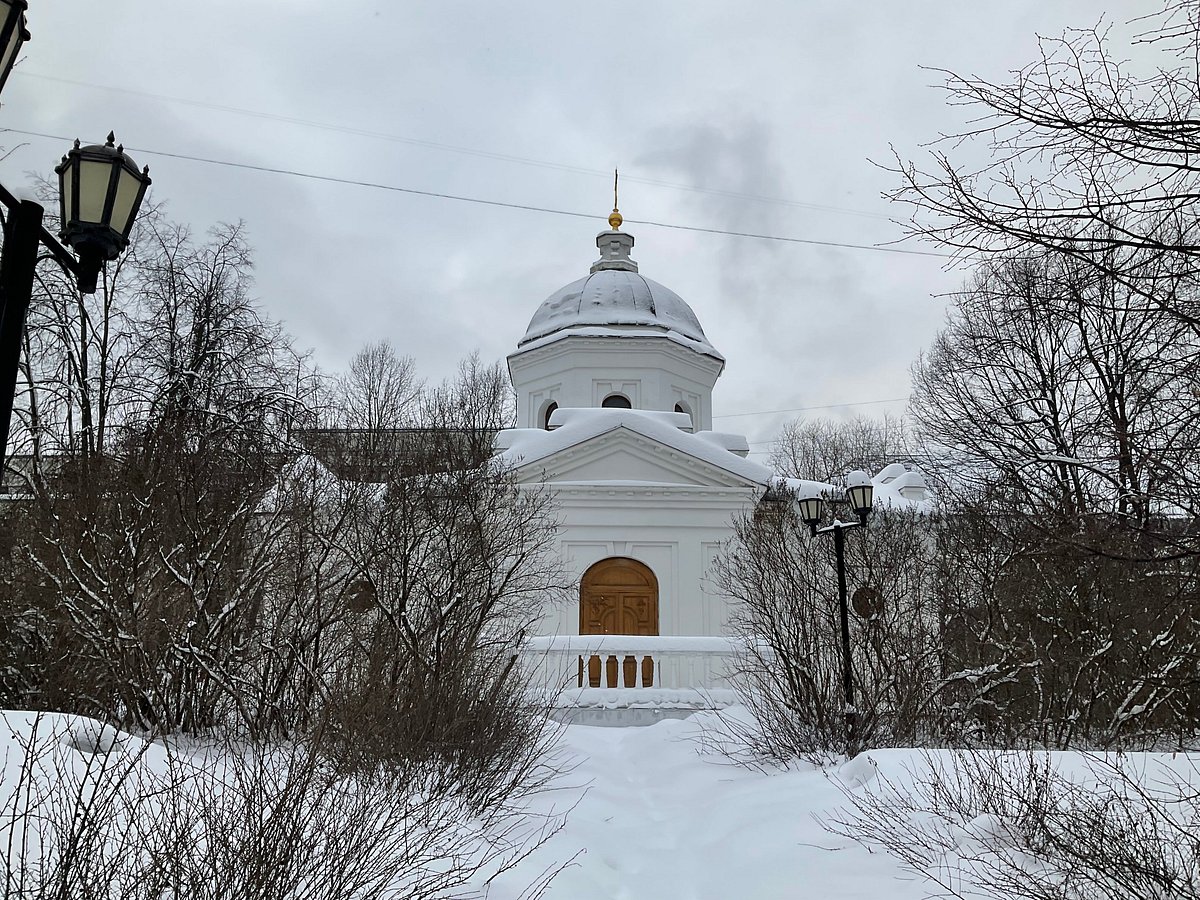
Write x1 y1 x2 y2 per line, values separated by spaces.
608 167 622 230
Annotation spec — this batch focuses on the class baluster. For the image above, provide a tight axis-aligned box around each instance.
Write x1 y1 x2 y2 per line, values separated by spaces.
605 654 618 688
622 654 637 687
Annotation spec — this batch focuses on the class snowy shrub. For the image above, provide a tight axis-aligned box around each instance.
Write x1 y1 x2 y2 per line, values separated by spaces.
932 496 1200 750
826 748 1200 900
712 499 942 765
313 457 567 808
0 711 564 899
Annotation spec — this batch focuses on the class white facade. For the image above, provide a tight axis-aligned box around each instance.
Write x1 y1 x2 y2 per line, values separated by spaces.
496 406 769 640
510 334 723 433
498 226 768 722
501 225 768 623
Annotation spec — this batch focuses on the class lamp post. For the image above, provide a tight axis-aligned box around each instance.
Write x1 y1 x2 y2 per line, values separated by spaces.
795 470 875 759
0 3 151 478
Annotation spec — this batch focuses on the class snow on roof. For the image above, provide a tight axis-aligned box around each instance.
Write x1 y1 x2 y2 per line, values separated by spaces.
875 462 908 484
694 431 750 454
495 407 771 485
776 467 931 512
495 408 931 505
517 269 723 361
255 453 364 515
513 324 725 362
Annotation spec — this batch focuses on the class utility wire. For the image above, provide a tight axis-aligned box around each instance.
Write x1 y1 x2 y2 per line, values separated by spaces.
712 397 912 420
12 70 895 222
2 127 955 260
0 128 952 259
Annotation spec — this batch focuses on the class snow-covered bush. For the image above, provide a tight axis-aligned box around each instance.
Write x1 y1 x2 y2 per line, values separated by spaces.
933 493 1200 750
0 711 562 899
311 457 567 808
826 747 1200 900
712 498 941 765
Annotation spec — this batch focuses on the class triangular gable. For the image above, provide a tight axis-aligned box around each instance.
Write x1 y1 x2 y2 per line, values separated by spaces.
508 425 765 489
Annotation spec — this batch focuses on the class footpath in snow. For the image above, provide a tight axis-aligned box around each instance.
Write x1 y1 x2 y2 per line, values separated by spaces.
476 713 932 900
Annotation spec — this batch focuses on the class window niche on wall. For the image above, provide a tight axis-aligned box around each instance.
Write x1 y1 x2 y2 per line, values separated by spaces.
674 401 695 430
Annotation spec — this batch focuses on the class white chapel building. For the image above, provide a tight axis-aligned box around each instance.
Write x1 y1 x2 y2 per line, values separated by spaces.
499 213 926 722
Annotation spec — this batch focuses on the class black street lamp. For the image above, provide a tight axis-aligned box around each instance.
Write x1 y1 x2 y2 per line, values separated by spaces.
55 134 152 293
795 470 875 759
0 5 152 479
0 0 29 96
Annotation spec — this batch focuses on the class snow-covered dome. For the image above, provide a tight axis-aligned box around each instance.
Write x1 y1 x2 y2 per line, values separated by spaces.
507 219 726 430
517 227 721 360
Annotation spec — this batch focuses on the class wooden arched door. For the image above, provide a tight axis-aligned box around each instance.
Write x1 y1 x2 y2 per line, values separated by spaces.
579 557 658 687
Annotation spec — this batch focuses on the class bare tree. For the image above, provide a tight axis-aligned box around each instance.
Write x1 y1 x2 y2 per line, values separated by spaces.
770 414 912 484
333 339 422 433
886 3 1200 329
6 218 316 732
911 250 1200 747
419 350 516 465
913 252 1200 533
7 194 166 491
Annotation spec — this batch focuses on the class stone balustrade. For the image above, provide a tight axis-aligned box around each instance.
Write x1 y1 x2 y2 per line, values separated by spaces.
521 635 741 720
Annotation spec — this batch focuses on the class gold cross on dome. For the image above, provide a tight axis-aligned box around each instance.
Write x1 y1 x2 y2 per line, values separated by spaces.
609 168 623 230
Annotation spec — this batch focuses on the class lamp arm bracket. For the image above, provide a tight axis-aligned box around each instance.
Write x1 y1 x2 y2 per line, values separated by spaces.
816 519 863 537
0 180 84 280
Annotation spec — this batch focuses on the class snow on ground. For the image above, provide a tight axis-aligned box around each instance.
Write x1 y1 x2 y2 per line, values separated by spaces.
2 708 930 897
473 712 935 900
4 708 1194 898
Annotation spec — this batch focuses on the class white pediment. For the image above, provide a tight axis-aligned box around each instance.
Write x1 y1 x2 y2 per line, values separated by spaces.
509 426 764 489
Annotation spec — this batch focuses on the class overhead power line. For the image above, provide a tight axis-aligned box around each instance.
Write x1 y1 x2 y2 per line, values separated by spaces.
712 397 912 420
0 128 952 259
12 70 895 222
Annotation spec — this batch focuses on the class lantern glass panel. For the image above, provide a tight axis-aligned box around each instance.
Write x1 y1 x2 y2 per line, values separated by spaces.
0 0 25 82
1 28 19 82
59 164 73 227
77 159 113 224
847 483 874 515
797 495 824 525
110 167 143 238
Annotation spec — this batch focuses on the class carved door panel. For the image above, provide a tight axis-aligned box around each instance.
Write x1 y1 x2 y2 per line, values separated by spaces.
581 590 622 634
581 589 656 635
619 591 657 634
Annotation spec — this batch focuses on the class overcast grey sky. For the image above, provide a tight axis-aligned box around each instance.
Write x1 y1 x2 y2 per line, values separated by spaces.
0 1 1158 457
